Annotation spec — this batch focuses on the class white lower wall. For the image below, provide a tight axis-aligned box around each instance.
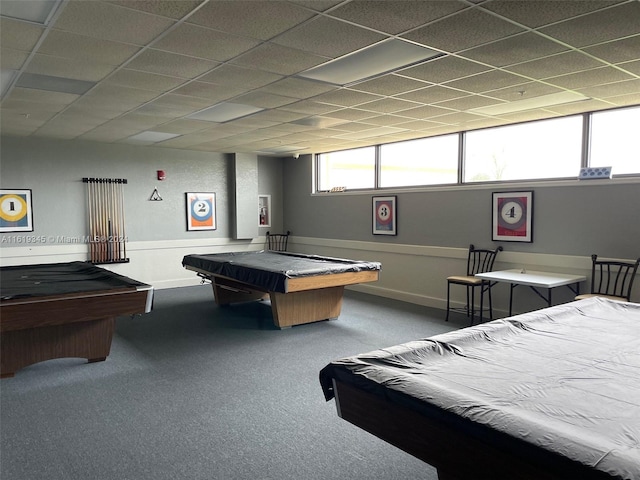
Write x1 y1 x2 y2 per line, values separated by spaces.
289 236 639 317
2 235 637 317
0 237 267 289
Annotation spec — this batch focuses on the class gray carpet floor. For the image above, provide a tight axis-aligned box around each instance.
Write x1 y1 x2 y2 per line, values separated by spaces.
1 285 467 480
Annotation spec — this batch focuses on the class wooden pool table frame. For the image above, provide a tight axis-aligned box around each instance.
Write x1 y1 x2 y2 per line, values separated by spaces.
1 286 151 378
332 379 608 480
185 265 379 328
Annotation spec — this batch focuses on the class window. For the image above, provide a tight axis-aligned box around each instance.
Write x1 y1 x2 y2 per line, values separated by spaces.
464 116 583 182
314 106 639 192
380 135 458 187
590 106 640 175
317 146 375 191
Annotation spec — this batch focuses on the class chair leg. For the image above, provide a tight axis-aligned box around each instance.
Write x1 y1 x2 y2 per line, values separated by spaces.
445 282 451 322
479 282 484 324
469 285 475 326
488 283 494 320
465 286 470 317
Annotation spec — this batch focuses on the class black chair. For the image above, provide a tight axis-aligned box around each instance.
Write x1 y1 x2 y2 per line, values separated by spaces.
575 254 639 302
266 231 290 252
446 244 503 325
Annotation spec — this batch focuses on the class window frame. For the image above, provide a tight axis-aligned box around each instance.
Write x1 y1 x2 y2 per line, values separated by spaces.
313 105 640 193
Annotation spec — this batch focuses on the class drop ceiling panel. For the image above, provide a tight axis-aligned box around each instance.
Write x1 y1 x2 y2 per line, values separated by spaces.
199 65 283 88
328 0 467 35
357 97 421 114
444 69 529 94
546 66 635 90
350 74 429 96
25 54 116 82
313 89 382 107
505 51 606 79
6 87 79 105
402 8 524 53
396 85 468 104
0 17 44 50
186 1 315 40
152 24 260 62
105 69 186 93
584 35 640 64
1 0 639 155
272 17 386 58
171 81 245 102
481 1 622 29
151 119 212 135
53 1 175 45
232 91 298 109
259 78 335 99
231 43 328 76
1 48 29 70
38 30 141 65
106 0 204 19
280 100 342 115
398 55 491 84
126 49 219 78
460 32 569 68
539 2 640 48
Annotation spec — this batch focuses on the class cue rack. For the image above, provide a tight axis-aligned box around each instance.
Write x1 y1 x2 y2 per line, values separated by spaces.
83 177 129 264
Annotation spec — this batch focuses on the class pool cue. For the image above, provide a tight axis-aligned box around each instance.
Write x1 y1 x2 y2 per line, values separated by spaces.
106 180 113 262
93 179 100 263
99 179 107 263
115 179 124 261
110 179 119 261
87 180 94 262
119 179 127 260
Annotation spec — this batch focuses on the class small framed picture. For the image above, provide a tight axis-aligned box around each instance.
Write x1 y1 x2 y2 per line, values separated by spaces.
492 191 533 242
372 195 397 235
186 192 216 231
258 195 271 227
0 189 34 232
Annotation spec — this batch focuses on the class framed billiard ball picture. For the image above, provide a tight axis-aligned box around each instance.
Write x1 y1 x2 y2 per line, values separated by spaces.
492 191 533 242
186 192 216 231
373 195 397 236
0 189 33 232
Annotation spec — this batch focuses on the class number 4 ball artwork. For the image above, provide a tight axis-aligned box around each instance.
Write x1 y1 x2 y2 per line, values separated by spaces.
492 191 533 242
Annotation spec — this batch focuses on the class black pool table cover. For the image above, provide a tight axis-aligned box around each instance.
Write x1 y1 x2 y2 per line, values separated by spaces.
320 297 640 479
0 261 151 300
182 251 381 293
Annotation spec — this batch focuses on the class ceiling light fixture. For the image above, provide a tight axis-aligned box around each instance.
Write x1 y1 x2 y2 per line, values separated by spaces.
126 131 181 143
16 72 96 95
186 102 264 123
0 0 62 25
470 91 590 116
0 70 18 97
297 39 444 87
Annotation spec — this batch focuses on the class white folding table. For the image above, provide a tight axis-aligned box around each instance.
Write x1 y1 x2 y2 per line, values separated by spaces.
476 269 587 316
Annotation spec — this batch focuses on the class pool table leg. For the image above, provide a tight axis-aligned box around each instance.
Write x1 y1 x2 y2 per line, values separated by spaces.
1 317 115 378
270 286 344 328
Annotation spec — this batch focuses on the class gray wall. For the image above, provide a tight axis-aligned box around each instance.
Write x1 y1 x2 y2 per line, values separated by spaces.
0 136 284 245
284 155 640 259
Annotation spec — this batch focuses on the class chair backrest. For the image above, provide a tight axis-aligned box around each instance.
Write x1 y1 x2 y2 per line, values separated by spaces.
266 231 290 252
466 244 503 276
589 254 640 301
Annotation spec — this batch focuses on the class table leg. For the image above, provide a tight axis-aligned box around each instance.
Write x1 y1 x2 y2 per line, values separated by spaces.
509 283 515 316
1 317 115 378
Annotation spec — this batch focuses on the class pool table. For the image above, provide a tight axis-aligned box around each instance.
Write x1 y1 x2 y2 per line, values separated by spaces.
320 297 640 480
0 261 153 378
182 251 381 328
